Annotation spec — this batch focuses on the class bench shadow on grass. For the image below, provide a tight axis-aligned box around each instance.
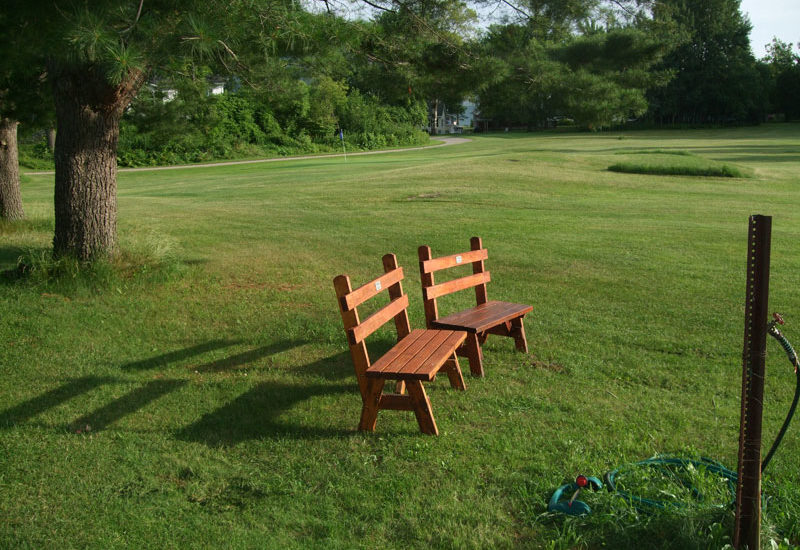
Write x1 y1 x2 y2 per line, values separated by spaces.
176 351 362 445
121 340 242 371
0 342 388 440
0 376 115 427
0 376 188 433
68 379 188 432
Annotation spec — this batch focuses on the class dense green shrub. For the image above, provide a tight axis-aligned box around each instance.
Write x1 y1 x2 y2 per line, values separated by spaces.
116 81 428 167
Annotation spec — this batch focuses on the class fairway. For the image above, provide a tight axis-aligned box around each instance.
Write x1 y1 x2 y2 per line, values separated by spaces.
2 126 800 548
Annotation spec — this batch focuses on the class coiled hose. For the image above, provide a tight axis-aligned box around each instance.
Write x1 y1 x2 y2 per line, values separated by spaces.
550 321 800 514
762 323 800 473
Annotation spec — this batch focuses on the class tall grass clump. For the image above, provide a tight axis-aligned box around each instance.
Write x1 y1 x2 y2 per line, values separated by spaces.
4 232 184 293
609 150 750 178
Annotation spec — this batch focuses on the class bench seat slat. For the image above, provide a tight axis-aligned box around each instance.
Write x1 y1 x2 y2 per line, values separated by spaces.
367 329 440 378
368 328 438 376
394 330 453 377
423 271 491 301
406 331 468 376
367 329 466 381
431 300 533 333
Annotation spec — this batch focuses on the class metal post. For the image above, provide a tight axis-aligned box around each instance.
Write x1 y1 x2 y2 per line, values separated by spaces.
734 214 771 550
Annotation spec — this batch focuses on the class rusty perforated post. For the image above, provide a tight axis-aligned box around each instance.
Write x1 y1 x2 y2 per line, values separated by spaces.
734 215 771 550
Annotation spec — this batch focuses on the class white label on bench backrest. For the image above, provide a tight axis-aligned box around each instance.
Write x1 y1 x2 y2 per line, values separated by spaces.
375 281 382 291
455 255 462 264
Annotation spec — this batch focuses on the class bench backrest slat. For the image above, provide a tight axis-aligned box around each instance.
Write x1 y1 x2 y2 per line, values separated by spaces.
421 248 488 274
334 254 412 395
348 294 409 345
340 266 404 312
423 271 491 301
418 237 490 327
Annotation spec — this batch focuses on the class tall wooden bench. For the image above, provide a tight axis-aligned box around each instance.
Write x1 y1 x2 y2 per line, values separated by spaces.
333 254 467 435
418 237 533 377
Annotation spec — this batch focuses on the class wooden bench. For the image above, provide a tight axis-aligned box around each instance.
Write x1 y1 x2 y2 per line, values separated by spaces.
333 254 467 435
418 237 533 377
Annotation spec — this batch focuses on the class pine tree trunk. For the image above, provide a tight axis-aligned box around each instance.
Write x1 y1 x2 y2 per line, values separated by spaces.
0 118 24 221
50 64 143 260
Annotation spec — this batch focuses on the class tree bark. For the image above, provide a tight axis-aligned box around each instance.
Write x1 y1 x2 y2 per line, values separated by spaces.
50 63 143 260
0 117 25 221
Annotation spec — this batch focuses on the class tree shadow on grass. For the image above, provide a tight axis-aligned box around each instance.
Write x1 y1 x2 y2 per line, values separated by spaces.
0 246 27 278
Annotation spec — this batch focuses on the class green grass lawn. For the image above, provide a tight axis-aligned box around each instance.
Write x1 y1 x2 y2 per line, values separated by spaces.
2 124 800 549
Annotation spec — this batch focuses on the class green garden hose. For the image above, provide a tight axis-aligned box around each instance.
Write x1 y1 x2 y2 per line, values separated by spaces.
762 320 800 473
548 316 800 514
604 456 739 510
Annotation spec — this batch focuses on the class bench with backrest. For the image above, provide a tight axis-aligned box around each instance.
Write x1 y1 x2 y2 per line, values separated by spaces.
418 237 533 377
333 253 467 435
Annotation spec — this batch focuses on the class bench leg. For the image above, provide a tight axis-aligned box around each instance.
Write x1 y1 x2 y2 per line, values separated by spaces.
358 378 385 432
459 333 484 377
394 380 406 395
442 353 466 391
406 380 438 435
511 317 528 353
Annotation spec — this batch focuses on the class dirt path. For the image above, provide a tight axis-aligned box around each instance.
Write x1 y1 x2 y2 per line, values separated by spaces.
25 136 471 176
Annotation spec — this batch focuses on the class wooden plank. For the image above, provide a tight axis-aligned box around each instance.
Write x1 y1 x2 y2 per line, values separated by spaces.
349 294 409 344
406 381 438 435
461 332 484 377
434 300 532 333
366 329 426 376
368 329 439 377
471 237 488 305
378 330 466 380
358 378 385 431
378 393 415 410
439 301 504 328
441 352 466 390
333 274 371 399
394 330 453 378
383 254 411 340
421 248 488 273
443 329 468 351
418 245 439 328
434 301 505 331
341 266 404 311
400 331 466 379
423 271 491 301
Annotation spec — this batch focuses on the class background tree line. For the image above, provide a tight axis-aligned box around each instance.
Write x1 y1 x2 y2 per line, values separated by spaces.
1 0 798 260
